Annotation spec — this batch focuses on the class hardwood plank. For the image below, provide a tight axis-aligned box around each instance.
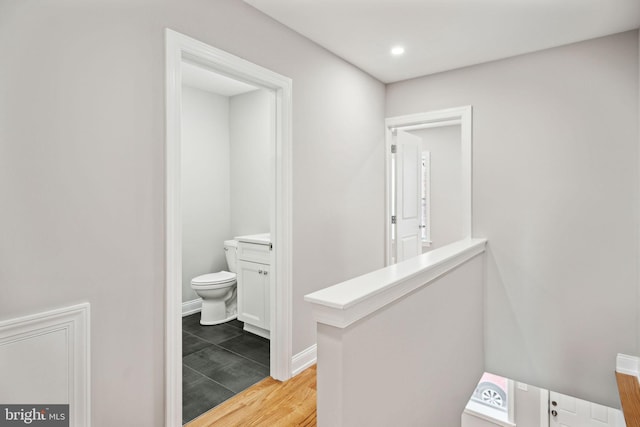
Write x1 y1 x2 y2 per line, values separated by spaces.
186 365 316 427
616 371 640 427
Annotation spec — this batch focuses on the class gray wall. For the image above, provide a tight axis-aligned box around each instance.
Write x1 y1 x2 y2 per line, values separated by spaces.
0 1 385 424
181 86 231 303
410 125 464 251
229 89 271 237
387 30 639 407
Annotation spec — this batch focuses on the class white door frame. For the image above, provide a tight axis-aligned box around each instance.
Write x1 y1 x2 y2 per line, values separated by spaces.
384 106 473 266
165 29 293 426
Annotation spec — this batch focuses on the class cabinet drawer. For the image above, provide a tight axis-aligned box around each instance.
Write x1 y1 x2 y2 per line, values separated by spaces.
237 242 270 264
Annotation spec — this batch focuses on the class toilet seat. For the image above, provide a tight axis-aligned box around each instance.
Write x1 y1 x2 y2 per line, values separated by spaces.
191 271 236 288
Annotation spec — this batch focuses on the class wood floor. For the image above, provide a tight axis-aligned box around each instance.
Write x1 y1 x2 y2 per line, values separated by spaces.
616 371 640 427
185 365 317 427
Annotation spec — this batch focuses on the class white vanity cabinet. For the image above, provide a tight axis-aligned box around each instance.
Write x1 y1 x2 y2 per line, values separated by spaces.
236 239 271 339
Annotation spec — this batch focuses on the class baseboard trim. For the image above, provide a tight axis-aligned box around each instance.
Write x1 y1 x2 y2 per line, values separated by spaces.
243 323 270 340
291 344 317 377
182 298 202 317
616 353 640 377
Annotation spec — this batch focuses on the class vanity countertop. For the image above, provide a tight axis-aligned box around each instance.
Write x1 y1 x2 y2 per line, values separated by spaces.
235 233 271 245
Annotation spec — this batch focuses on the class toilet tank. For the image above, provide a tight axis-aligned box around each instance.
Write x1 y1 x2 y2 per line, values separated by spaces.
223 239 238 273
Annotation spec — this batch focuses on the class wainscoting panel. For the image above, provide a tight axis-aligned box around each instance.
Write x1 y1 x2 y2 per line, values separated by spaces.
0 303 90 426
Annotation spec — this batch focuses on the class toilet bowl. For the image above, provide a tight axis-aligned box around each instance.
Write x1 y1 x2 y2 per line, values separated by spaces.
191 240 238 325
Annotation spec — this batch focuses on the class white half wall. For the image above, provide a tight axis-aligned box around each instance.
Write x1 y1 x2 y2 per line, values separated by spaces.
181 86 231 303
386 30 640 407
513 382 544 427
316 254 484 427
461 413 508 427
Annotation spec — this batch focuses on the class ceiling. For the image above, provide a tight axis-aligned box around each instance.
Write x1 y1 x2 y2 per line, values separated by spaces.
244 0 640 83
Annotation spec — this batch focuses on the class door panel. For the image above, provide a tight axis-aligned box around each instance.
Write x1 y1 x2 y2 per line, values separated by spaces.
399 235 420 262
395 130 422 262
549 391 625 427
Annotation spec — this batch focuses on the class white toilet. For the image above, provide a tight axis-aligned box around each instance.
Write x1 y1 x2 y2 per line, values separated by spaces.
191 239 238 325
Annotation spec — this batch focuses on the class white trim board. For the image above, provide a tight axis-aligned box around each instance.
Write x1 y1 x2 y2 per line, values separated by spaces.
291 344 317 377
165 28 293 427
305 238 487 329
463 407 516 427
0 303 91 427
616 353 640 377
182 298 202 317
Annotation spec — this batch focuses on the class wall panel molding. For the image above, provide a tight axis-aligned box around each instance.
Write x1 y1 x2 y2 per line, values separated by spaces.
0 303 90 426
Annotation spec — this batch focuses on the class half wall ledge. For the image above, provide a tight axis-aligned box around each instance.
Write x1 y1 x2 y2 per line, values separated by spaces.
304 237 488 328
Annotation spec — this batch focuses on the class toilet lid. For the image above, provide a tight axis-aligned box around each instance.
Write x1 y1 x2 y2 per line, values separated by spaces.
191 271 236 286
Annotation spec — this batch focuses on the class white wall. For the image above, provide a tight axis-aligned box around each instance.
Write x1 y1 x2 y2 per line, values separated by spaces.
0 1 385 424
461 413 502 427
317 255 484 427
387 30 639 407
182 86 271 303
229 89 271 237
181 86 231 302
410 125 464 251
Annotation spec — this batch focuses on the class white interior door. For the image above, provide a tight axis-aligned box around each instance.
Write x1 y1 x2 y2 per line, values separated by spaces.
549 391 625 427
395 129 422 262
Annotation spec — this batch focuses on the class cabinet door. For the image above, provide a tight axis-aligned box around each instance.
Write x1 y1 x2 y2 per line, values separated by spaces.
237 261 268 329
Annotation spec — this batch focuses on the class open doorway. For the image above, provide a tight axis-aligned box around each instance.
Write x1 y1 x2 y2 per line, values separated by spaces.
180 61 273 423
165 30 293 426
385 106 473 265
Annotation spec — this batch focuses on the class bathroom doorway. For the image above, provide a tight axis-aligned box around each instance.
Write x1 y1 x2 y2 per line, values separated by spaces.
165 30 293 426
180 66 272 424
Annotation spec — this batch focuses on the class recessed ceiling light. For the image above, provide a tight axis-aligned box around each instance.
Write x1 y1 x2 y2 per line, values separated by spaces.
391 46 405 56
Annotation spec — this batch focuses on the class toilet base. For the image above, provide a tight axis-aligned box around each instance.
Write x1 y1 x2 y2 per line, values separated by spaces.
197 287 237 326
200 313 237 326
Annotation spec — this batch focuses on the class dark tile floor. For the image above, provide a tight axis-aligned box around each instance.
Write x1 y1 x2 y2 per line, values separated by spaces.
182 313 270 424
